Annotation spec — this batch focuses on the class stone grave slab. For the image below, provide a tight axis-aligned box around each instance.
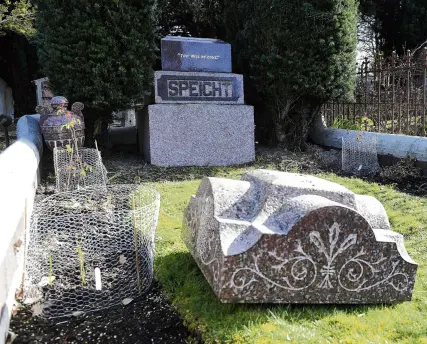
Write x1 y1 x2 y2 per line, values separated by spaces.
136 104 254 167
161 36 232 73
183 170 418 304
154 71 244 104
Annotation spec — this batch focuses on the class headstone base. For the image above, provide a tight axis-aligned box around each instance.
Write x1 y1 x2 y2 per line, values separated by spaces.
137 104 255 167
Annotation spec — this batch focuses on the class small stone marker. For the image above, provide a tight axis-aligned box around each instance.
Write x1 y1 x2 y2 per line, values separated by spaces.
155 71 244 104
161 36 232 73
183 170 418 304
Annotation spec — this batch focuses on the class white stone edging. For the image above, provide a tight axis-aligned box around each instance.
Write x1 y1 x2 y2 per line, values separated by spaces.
310 115 427 162
0 114 42 344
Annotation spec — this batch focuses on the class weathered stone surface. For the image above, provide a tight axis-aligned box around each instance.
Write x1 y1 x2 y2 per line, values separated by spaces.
154 71 244 104
183 170 418 303
161 36 232 73
36 97 85 151
16 115 43 160
136 104 254 167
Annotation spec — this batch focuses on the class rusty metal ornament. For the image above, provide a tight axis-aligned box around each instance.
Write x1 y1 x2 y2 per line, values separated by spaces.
37 96 85 150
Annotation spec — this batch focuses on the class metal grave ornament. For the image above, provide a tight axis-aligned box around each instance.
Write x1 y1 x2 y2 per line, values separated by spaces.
37 96 85 151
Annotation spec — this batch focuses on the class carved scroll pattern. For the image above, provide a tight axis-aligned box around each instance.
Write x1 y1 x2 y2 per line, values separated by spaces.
230 222 410 293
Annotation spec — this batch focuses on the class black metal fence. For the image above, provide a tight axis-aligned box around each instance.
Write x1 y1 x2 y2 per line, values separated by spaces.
322 49 427 136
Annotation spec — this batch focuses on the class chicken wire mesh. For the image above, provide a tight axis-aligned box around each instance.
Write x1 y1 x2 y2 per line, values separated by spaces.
341 134 380 176
24 184 160 319
53 147 108 192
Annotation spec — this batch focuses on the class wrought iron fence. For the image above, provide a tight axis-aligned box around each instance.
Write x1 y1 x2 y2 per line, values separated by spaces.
322 49 427 136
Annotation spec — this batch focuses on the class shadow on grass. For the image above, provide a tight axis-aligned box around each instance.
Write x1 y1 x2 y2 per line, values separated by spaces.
155 250 399 340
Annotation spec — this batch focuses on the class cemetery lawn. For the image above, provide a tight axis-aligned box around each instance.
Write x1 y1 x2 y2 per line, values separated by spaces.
152 168 427 344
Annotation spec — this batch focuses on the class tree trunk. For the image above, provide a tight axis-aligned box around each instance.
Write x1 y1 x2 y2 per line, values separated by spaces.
83 107 112 154
274 100 321 151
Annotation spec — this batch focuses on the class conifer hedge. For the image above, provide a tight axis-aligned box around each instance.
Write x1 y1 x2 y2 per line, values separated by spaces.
34 0 157 144
222 0 357 149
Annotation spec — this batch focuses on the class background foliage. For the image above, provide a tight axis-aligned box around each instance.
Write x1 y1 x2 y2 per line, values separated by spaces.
0 0 35 37
157 0 223 38
223 0 358 149
34 0 157 145
360 0 427 56
0 30 39 117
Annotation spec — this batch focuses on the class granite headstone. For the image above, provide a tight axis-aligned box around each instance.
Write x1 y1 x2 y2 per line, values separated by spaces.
183 170 418 303
161 36 232 73
155 71 244 104
139 104 254 167
139 36 255 167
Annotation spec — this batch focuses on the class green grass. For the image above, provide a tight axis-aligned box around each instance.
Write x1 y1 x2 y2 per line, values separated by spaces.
151 168 427 344
330 115 427 136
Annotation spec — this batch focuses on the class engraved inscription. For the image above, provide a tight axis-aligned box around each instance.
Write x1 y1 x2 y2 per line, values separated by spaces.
177 53 221 60
167 80 233 98
156 73 242 102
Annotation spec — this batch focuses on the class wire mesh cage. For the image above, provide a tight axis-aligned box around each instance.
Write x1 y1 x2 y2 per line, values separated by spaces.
53 147 108 192
24 184 160 319
341 134 380 176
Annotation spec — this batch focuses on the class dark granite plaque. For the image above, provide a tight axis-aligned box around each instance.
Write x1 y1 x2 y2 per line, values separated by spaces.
154 71 244 104
161 36 232 73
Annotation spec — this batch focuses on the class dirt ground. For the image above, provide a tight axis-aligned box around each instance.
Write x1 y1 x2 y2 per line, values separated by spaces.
9 282 196 344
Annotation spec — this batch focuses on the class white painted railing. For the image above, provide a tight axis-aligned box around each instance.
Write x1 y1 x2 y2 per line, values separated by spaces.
310 115 427 163
0 115 41 344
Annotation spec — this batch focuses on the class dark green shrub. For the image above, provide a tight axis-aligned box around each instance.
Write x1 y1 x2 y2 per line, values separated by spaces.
223 0 358 149
34 0 157 145
157 0 224 38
